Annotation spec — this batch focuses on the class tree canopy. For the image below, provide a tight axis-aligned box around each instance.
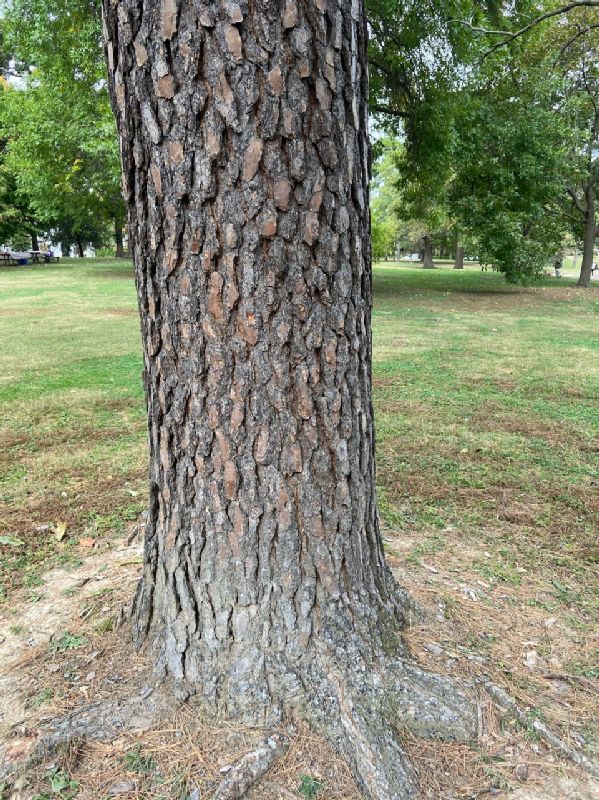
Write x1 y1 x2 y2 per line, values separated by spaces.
0 0 124 253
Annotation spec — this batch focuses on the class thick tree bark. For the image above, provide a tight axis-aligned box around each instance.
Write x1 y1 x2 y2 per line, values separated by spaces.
577 184 596 288
102 2 476 797
114 217 126 258
76 237 85 258
31 231 39 251
421 235 435 268
454 244 465 270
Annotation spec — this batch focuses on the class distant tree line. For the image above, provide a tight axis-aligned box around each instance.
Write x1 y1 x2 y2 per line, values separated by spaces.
0 0 596 279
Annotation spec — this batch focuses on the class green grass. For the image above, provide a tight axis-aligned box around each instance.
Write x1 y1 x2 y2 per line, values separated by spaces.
0 258 598 619
0 258 146 593
372 262 599 622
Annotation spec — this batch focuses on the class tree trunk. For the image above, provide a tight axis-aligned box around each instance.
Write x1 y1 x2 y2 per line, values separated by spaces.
76 237 84 258
577 185 596 288
454 244 465 270
114 218 126 258
422 235 435 268
31 231 39 251
102 2 476 797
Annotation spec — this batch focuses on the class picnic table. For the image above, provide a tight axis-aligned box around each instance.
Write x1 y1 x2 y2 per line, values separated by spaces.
0 250 60 265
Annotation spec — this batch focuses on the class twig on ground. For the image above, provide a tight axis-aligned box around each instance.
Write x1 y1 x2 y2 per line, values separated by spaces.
212 730 291 800
479 679 599 778
542 673 599 696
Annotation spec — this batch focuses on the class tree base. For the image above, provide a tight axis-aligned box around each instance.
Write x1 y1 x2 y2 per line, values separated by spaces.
150 644 477 799
1 645 477 800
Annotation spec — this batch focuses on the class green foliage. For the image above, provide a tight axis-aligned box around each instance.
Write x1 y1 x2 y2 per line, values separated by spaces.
297 775 324 798
33 766 78 799
123 743 158 775
449 76 570 281
0 0 124 250
31 687 54 707
49 631 87 654
371 214 398 260
369 0 598 282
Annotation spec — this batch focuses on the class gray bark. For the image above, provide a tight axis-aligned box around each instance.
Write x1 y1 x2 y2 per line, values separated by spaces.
577 184 596 288
454 244 464 270
102 2 476 796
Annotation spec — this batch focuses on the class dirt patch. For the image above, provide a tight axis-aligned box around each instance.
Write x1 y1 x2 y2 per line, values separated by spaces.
1 522 597 799
0 536 144 736
415 285 597 314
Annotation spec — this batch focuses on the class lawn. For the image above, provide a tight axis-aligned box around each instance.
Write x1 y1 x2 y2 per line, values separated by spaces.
0 259 147 594
1 259 597 598
1 257 598 793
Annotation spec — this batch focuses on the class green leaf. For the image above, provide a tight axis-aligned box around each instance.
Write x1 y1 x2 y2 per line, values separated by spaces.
0 535 24 547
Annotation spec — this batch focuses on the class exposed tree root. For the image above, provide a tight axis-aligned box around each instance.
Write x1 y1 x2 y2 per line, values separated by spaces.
303 655 479 800
212 730 290 800
0 692 166 785
0 629 480 800
480 679 599 778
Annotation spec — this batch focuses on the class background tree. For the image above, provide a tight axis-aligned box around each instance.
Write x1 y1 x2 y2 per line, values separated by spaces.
368 0 598 284
370 137 401 260
1 0 126 255
555 14 599 287
448 0 598 284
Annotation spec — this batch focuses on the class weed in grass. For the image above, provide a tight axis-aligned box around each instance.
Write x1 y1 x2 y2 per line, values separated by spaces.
406 534 445 564
95 617 113 634
49 631 87 654
122 743 158 775
24 572 44 588
89 587 113 598
30 688 54 707
572 649 599 678
472 559 522 586
298 775 324 798
33 766 78 799
8 625 24 635
550 579 580 605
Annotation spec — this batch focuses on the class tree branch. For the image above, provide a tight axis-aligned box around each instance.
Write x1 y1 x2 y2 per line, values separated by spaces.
567 186 587 216
451 2 599 59
370 103 409 119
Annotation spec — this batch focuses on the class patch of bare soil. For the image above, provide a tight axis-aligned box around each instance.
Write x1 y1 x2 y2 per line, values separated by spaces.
417 285 594 314
386 527 599 799
1 523 597 799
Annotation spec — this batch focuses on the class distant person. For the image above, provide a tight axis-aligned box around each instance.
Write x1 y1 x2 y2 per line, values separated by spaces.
553 254 563 278
592 261 598 277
